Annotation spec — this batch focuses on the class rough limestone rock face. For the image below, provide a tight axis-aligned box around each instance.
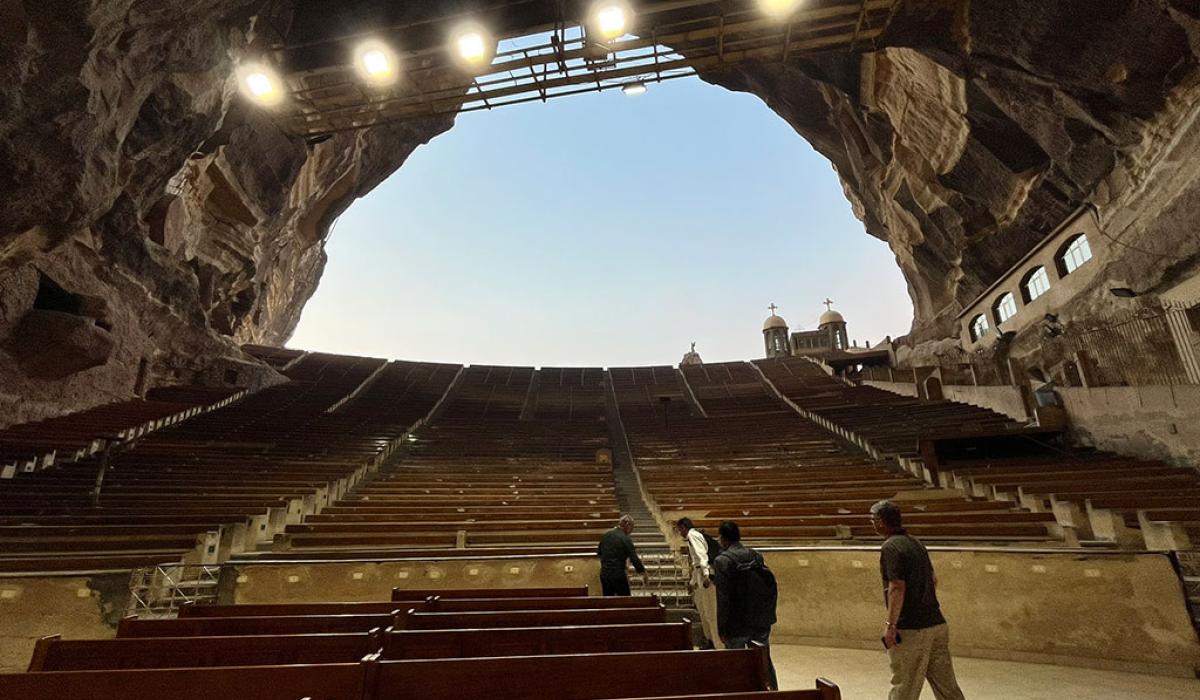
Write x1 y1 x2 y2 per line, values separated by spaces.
701 0 1200 347
3 0 1200 424
0 1 453 425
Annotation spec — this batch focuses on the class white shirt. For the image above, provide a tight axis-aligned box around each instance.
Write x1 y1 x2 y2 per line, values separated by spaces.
686 528 712 582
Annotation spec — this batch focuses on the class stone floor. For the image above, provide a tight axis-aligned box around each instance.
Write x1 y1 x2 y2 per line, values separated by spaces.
773 644 1200 699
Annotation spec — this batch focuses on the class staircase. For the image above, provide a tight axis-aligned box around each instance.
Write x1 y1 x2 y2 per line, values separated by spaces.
611 459 692 610
603 372 693 611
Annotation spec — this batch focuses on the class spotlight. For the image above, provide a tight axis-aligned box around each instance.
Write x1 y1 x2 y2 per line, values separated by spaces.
758 0 802 18
621 81 647 96
355 40 399 85
450 22 496 71
237 62 284 107
590 1 633 41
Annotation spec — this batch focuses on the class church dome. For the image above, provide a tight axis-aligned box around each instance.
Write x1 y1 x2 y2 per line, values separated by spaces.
763 314 788 331
818 309 845 326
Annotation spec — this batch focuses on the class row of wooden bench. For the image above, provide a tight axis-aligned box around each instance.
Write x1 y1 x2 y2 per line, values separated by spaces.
617 362 1065 546
7 585 841 700
0 353 462 572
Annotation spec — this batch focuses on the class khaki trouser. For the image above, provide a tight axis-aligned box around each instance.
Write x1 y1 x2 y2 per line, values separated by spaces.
690 578 723 649
886 623 965 700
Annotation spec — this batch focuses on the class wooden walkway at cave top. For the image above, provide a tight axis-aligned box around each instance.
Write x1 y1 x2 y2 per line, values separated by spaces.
263 0 902 136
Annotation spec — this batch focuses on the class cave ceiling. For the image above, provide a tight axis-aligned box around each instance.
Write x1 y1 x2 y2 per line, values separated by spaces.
2 0 1200 424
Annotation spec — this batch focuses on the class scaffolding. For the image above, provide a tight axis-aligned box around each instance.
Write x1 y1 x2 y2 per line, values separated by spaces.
260 0 903 136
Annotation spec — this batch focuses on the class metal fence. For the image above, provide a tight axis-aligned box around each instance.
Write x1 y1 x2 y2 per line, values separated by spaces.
859 308 1195 389
1060 309 1190 386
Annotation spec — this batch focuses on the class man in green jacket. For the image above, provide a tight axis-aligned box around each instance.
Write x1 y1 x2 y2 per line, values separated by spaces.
597 514 647 596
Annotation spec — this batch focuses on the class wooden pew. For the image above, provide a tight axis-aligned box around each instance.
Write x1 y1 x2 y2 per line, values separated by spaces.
117 613 396 638
390 586 587 600
28 632 379 671
381 622 692 659
424 595 659 611
179 595 655 618
0 663 365 700
614 686 840 700
398 607 667 629
366 647 774 700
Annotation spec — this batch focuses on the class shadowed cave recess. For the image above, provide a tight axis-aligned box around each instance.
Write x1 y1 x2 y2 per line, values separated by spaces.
2 0 1200 425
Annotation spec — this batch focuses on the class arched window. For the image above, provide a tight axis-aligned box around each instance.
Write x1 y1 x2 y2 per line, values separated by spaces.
1021 266 1051 303
993 292 1018 324
969 314 990 342
1057 234 1093 276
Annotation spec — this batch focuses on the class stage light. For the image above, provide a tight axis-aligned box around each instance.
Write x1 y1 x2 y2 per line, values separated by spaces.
451 22 496 70
759 0 802 18
622 81 647 96
355 40 398 85
237 62 284 107
590 1 632 40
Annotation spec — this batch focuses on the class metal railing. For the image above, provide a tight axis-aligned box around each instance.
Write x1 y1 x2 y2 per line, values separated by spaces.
126 564 221 619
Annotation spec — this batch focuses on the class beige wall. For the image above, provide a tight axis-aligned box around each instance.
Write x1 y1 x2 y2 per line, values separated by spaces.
223 555 602 604
0 574 129 673
868 378 1200 465
941 384 1030 421
764 547 1200 677
862 380 919 398
1058 384 1200 465
960 209 1105 351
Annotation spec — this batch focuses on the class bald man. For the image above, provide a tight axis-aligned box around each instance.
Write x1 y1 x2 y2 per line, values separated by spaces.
597 514 647 596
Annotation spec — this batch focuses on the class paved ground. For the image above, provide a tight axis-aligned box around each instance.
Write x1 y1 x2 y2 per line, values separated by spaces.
773 644 1200 699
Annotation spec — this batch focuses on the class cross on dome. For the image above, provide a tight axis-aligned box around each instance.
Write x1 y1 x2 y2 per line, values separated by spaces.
823 298 834 311
768 303 779 315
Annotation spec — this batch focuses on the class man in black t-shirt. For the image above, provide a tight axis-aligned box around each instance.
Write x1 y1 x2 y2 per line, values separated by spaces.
871 500 966 700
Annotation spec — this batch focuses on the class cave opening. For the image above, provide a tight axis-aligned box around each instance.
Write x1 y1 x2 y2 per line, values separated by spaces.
33 272 83 316
288 76 914 367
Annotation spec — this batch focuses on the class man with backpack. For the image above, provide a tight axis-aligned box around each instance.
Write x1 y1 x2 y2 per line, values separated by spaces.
712 520 778 689
674 517 723 649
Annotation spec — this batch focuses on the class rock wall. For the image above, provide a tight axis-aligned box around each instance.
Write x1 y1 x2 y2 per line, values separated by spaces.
3 0 1200 424
0 1 454 425
700 0 1200 344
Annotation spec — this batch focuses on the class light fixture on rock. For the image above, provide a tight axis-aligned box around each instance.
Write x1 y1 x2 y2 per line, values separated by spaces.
590 1 633 41
237 62 284 107
450 22 496 71
758 0 802 19
355 40 399 85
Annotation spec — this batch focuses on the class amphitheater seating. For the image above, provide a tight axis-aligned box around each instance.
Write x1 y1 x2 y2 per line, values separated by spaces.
940 454 1200 549
0 353 459 573
9 588 841 700
614 361 1066 545
754 357 1021 459
268 364 618 557
749 356 1200 548
0 387 239 475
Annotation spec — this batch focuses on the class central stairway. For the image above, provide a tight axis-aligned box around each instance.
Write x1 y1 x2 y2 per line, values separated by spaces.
604 373 693 612
611 457 692 610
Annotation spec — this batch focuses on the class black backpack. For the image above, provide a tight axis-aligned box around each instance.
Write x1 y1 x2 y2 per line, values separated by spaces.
699 530 722 566
719 550 779 624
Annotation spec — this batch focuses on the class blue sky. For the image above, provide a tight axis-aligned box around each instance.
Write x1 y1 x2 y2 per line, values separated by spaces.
289 76 913 367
